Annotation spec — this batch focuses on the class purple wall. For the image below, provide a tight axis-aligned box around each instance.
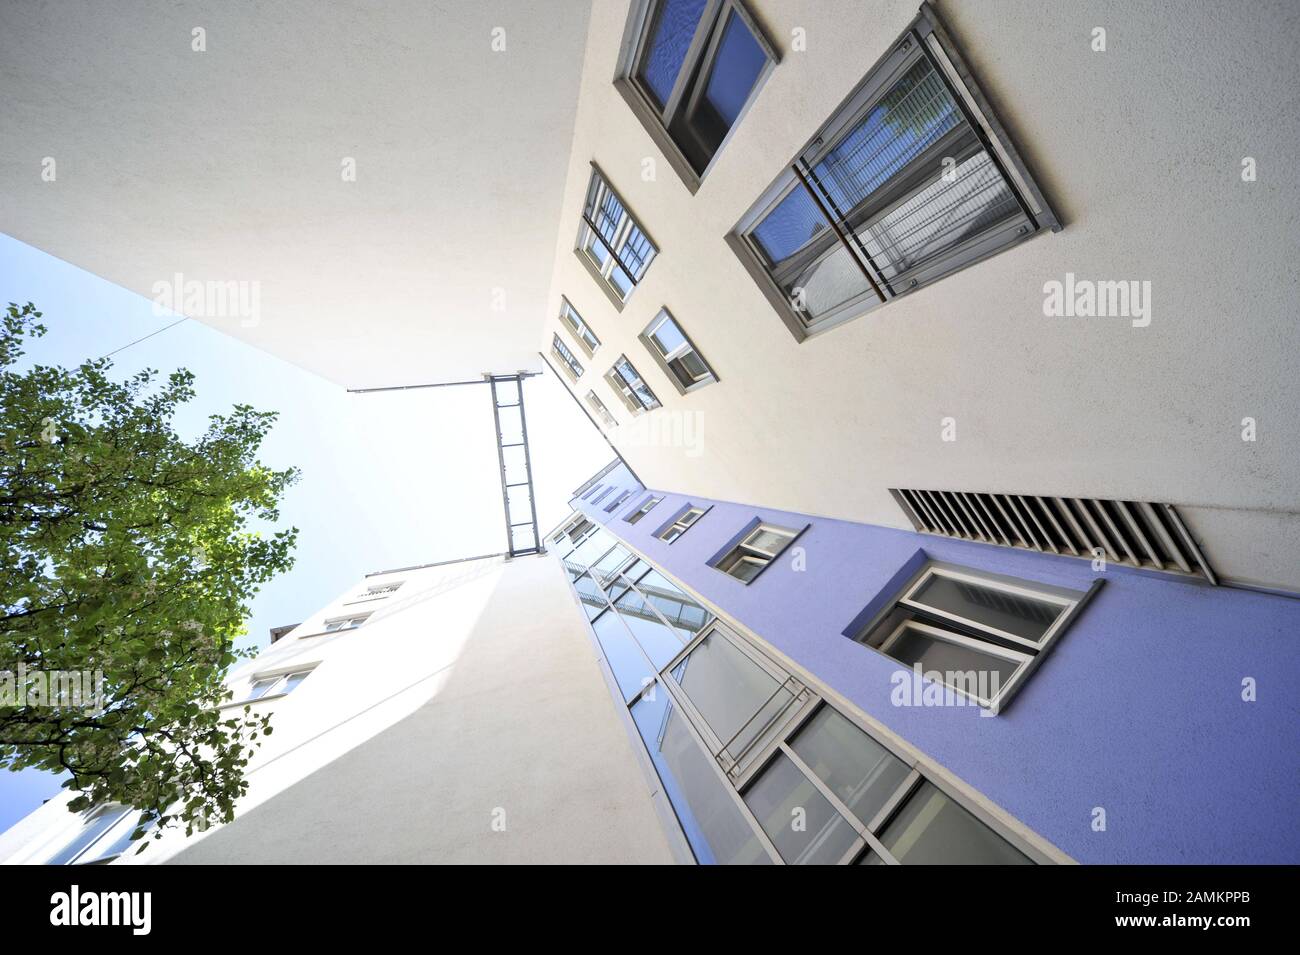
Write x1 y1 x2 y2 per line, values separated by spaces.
575 469 1300 864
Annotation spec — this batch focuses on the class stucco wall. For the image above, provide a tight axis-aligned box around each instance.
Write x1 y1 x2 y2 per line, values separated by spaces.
575 476 1300 864
544 0 1300 591
1 555 674 864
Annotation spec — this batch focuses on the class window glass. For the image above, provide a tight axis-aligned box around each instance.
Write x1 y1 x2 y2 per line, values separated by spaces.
639 0 709 108
885 625 1021 689
47 807 130 865
743 752 859 864
279 671 311 695
789 706 911 827
246 677 280 700
574 573 608 621
910 573 1061 642
631 688 771 865
700 10 767 129
614 591 690 668
878 781 1032 864
649 316 688 355
593 611 656 702
671 630 793 758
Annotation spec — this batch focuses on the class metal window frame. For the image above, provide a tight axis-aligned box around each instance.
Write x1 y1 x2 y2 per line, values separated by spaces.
711 521 804 585
726 2 1060 343
575 164 659 310
614 0 780 194
853 559 1100 715
559 295 601 357
625 494 664 524
50 804 136 866
583 389 618 428
658 504 707 542
558 538 1065 864
550 333 585 382
604 353 661 414
344 581 404 605
638 307 719 394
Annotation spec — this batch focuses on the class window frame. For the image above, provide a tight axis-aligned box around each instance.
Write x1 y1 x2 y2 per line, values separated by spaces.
559 296 601 358
604 489 634 514
316 613 370 635
345 581 403 605
238 666 316 705
604 354 662 415
725 4 1060 342
625 494 664 524
584 390 618 429
638 307 718 394
852 560 1099 715
710 522 803 585
657 504 708 543
575 164 659 310
561 535 1067 864
615 0 779 193
551 333 585 382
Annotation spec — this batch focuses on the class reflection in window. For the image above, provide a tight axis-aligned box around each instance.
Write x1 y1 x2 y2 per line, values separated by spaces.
743 752 859 864
876 781 1031 865
632 687 771 865
789 705 911 827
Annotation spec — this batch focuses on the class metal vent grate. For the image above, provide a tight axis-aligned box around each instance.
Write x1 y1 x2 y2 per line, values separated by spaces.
889 489 1217 584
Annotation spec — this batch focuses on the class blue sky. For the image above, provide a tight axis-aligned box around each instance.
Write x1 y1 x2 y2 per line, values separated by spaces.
0 233 612 831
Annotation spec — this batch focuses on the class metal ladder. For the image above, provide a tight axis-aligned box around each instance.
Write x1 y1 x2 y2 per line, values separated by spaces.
488 374 542 557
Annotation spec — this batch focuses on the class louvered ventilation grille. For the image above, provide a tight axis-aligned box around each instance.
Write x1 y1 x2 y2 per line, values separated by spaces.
890 489 1217 584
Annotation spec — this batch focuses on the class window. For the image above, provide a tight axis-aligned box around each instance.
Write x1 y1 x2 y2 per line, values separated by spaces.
711 522 800 583
585 390 618 429
658 505 706 542
852 561 1094 714
604 490 633 513
604 355 661 414
559 297 601 357
590 486 614 506
242 668 314 703
576 166 658 307
347 582 403 604
46 805 135 865
581 483 604 501
727 6 1058 340
320 614 370 634
625 494 663 524
639 308 717 393
616 0 777 191
562 533 1051 864
551 334 584 381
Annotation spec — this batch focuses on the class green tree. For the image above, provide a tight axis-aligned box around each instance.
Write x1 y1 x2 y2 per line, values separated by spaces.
0 302 298 848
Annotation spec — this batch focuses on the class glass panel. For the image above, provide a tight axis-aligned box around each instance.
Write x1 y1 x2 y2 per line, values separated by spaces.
614 591 689 668
782 240 878 323
567 529 616 569
809 58 961 214
592 611 656 702
638 0 709 109
573 573 608 621
671 630 793 757
279 671 311 695
669 350 710 384
910 573 1062 642
88 812 155 863
725 555 765 582
743 752 859 864
751 182 831 266
879 781 1032 864
590 545 633 582
246 677 280 700
884 624 1021 692
790 706 911 827
853 150 1018 281
649 315 688 355
746 528 792 553
700 11 766 129
632 688 771 865
47 807 130 865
